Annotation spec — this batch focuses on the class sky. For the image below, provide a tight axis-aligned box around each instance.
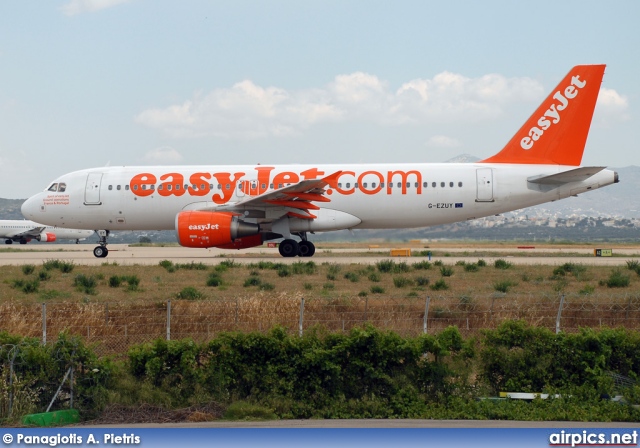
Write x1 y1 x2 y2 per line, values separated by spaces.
0 0 638 199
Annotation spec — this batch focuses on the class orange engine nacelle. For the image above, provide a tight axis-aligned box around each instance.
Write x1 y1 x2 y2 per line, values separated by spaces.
175 211 261 249
38 233 57 243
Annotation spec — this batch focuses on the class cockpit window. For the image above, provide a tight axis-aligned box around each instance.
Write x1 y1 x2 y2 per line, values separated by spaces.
47 183 58 192
58 183 66 192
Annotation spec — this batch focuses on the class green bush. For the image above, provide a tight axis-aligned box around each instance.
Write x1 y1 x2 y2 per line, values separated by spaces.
176 287 204 300
430 279 449 291
393 277 414 288
494 280 517 293
206 273 223 287
368 273 381 282
344 272 360 282
494 259 512 270
244 277 261 287
412 261 432 270
74 274 97 294
22 264 35 275
38 270 51 281
464 263 479 272
600 269 630 288
370 285 385 294
439 266 454 277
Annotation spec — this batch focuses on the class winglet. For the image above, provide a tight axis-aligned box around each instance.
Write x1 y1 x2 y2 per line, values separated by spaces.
481 65 605 166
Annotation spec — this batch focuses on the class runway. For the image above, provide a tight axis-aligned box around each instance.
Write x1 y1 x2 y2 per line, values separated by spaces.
0 243 638 266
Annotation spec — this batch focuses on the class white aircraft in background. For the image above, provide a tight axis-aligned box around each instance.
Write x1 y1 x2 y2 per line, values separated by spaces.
21 65 618 258
0 220 95 245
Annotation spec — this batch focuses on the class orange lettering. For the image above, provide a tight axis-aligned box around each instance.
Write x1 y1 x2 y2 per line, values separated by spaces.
300 167 325 180
334 171 356 195
212 172 245 204
358 171 383 195
273 171 300 188
387 170 421 195
188 172 212 196
130 173 157 197
158 173 186 197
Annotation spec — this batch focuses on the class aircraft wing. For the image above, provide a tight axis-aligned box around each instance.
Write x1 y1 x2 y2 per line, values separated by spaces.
527 167 607 185
214 171 342 220
4 226 46 238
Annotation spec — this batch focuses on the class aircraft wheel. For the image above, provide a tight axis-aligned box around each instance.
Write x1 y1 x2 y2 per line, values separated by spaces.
278 239 299 257
93 246 109 258
19 239 27 245
298 241 316 257
5 240 12 244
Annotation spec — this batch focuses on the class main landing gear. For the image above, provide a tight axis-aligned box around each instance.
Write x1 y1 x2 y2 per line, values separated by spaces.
278 232 316 258
93 230 110 258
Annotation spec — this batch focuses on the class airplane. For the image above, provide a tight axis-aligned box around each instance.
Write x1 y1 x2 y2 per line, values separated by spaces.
0 219 95 245
21 65 618 258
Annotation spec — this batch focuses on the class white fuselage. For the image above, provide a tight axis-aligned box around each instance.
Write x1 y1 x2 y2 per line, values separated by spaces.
20 163 617 233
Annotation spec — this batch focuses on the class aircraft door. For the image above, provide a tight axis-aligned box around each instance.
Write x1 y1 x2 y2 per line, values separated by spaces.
84 173 103 205
476 168 494 202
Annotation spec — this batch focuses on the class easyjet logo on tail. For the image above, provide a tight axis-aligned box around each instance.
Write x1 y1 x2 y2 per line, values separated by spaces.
520 75 587 150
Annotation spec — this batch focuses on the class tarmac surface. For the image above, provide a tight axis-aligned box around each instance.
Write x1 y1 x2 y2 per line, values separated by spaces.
0 243 638 266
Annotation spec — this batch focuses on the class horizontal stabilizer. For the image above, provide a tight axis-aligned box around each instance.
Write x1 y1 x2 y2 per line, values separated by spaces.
527 166 606 185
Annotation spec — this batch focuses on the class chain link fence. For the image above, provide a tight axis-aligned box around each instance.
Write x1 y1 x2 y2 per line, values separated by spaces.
2 292 640 354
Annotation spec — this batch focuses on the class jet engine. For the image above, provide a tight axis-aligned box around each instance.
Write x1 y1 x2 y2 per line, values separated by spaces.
175 211 261 248
37 233 57 243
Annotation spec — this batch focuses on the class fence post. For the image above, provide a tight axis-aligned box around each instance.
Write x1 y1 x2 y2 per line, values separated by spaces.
423 296 431 334
555 294 565 334
166 300 171 341
42 303 47 344
299 298 305 337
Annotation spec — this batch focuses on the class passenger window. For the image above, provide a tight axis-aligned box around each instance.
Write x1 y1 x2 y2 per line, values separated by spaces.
217 184 222 190
176 185 181 190
117 185 121 191
108 185 113 191
397 182 401 188
150 185 155 190
441 182 445 188
261 183 266 189
423 182 428 188
134 185 139 190
450 182 454 187
458 182 463 187
338 183 342 188
58 183 66 192
414 182 418 188
270 183 274 189
47 183 58 192
226 184 230 190
354 183 358 188
432 182 436 188
167 185 172 191
346 183 350 188
278 183 283 188
380 183 385 188
406 182 410 188
363 183 368 188
125 185 130 191
141 185 146 190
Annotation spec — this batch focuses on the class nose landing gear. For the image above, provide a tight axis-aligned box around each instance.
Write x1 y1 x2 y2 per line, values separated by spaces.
93 230 110 258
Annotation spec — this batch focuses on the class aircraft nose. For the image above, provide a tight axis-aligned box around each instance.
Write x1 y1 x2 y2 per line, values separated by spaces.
21 195 40 220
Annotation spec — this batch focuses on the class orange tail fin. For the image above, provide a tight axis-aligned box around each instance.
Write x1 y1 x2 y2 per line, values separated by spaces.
481 64 605 165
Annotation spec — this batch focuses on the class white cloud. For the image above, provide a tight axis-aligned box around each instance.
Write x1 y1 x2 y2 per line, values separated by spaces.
133 71 570 139
141 147 184 164
61 0 133 16
425 135 461 148
594 87 630 126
